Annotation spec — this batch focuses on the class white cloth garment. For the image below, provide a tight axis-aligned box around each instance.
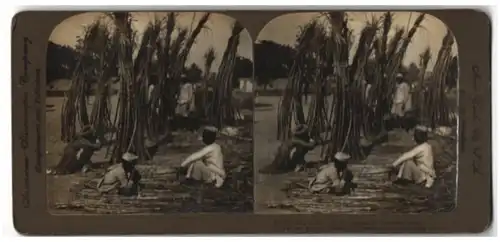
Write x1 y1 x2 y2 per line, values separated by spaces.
394 82 410 105
176 83 195 117
392 142 436 188
147 84 155 102
392 82 410 116
181 143 226 188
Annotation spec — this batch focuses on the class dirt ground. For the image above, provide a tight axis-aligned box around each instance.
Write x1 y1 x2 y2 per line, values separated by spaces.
46 96 254 214
254 95 457 214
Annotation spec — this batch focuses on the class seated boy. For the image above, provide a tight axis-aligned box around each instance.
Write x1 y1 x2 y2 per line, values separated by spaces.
180 126 226 188
308 152 356 195
97 152 142 196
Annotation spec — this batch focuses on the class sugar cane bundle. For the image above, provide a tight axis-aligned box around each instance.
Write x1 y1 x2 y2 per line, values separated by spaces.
171 13 211 126
88 20 117 142
348 18 378 140
152 26 188 134
322 13 379 160
147 13 177 135
416 47 432 123
113 16 165 162
209 22 244 128
277 20 323 141
131 19 162 141
61 19 110 141
303 24 334 142
201 47 216 118
362 12 396 136
111 12 143 162
369 13 425 136
383 13 425 107
426 31 455 128
149 13 211 134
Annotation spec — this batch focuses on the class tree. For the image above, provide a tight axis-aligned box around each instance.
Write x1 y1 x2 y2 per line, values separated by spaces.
233 56 253 88
184 63 203 82
405 62 420 84
46 41 78 83
254 40 295 88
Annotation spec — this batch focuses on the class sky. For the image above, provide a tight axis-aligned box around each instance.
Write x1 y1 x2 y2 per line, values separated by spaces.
49 12 253 73
257 11 459 71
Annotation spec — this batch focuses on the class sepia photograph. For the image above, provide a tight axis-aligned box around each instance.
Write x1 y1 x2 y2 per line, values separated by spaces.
254 11 458 214
45 12 254 214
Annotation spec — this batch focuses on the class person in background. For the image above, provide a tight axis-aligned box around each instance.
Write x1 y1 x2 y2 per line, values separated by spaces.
176 76 195 130
391 73 410 128
387 126 435 188
259 124 317 174
308 152 356 195
97 152 142 196
47 125 102 175
180 126 226 188
147 78 160 115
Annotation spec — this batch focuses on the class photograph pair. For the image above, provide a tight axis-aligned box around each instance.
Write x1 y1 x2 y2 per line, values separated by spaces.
45 11 458 215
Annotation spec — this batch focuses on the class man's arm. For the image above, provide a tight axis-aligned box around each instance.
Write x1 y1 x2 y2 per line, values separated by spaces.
180 146 211 167
291 137 316 149
418 164 436 177
118 172 131 188
392 146 421 167
78 138 101 149
328 170 344 190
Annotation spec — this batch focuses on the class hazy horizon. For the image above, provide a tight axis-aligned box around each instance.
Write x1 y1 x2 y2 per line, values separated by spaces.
49 12 253 73
257 11 458 71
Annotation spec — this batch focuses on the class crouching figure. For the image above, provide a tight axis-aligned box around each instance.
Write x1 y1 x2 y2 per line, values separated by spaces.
97 152 142 196
308 152 357 195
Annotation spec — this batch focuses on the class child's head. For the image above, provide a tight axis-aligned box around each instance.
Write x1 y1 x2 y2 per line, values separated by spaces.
121 152 138 172
333 152 351 171
413 128 429 144
202 126 218 145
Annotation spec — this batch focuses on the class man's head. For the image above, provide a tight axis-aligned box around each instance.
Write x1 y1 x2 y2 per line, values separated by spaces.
121 152 139 172
180 74 190 84
333 152 351 171
202 126 218 145
413 126 429 144
396 73 405 84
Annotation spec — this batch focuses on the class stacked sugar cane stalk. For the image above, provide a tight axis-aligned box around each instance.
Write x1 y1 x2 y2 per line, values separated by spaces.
89 22 117 143
277 12 427 160
201 47 216 118
370 13 426 136
111 12 151 162
322 12 377 160
416 47 432 124
421 31 456 128
277 21 319 141
209 22 245 128
147 13 177 137
148 13 210 138
60 12 250 164
61 19 112 141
